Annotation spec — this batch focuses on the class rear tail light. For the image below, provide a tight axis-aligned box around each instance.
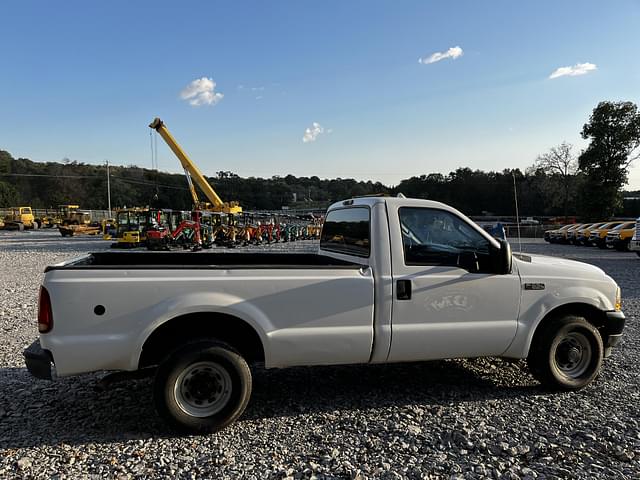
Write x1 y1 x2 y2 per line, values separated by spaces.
38 286 53 333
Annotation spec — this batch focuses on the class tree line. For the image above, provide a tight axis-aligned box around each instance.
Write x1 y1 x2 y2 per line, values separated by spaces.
1 101 639 219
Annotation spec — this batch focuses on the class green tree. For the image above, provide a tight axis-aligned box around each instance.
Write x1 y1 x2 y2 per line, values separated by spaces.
0 181 18 206
578 101 640 219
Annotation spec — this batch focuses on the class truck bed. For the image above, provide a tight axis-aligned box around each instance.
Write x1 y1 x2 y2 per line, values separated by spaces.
41 250 375 375
45 251 365 271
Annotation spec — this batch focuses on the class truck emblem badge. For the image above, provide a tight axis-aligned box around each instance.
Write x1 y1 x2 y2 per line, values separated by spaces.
524 283 545 290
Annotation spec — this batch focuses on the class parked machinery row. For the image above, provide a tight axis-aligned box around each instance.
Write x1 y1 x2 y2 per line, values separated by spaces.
110 207 322 251
544 219 640 254
0 204 99 232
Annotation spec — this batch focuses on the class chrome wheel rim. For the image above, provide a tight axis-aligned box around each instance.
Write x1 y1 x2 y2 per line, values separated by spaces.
174 361 232 417
554 331 592 378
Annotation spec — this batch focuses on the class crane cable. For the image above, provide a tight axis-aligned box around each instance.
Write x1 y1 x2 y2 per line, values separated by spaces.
149 129 159 200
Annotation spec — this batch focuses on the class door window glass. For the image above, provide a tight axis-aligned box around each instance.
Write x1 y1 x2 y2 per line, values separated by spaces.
399 207 491 267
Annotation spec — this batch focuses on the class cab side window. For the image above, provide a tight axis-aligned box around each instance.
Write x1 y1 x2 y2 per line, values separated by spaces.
399 207 491 268
320 207 370 257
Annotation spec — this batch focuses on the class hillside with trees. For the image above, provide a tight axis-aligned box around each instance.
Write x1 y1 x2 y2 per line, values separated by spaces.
1 149 638 218
1 101 639 218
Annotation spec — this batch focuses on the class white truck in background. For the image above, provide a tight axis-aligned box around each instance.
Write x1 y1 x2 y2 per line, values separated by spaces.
630 217 640 257
24 196 626 433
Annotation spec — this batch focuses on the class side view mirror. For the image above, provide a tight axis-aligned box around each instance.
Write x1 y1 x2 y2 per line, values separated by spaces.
457 250 480 273
495 238 512 274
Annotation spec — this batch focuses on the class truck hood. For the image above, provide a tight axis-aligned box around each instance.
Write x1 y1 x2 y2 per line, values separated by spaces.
513 253 607 281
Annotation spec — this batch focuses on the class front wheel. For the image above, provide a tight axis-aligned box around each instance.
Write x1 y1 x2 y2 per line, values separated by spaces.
154 340 252 433
528 315 603 390
615 240 630 252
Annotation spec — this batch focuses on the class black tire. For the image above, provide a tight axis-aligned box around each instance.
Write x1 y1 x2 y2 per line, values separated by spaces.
528 315 603 390
154 340 252 433
636 252 640 258
615 240 630 252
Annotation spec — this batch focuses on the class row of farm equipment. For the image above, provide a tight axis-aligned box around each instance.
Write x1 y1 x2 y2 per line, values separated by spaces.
3 117 324 250
0 205 101 233
119 118 322 250
110 207 322 250
0 204 323 250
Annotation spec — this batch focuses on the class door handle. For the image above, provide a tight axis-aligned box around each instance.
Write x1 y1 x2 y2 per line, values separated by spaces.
397 279 412 300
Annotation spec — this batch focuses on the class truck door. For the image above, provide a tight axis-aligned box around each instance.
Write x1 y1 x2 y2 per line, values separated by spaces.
387 206 520 362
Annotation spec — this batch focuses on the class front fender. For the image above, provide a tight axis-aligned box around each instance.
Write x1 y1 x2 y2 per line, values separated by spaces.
503 284 614 358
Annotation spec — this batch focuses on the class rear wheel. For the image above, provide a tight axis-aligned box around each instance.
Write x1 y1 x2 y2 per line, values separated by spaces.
154 340 252 433
528 315 603 390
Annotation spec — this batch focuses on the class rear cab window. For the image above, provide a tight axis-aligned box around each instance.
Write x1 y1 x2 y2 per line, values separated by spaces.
320 207 371 257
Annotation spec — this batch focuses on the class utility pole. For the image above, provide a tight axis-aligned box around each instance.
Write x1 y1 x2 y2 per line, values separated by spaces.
106 160 112 217
512 172 522 253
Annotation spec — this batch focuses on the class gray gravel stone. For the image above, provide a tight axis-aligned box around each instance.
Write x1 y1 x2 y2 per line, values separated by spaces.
0 231 639 478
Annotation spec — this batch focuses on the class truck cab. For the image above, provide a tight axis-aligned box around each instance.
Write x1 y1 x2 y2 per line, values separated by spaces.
605 221 635 250
320 197 515 363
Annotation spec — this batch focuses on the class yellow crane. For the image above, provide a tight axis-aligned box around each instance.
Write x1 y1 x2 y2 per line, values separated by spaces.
149 117 242 214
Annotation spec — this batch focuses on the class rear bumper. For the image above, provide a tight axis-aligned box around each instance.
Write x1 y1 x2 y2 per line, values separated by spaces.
23 340 55 380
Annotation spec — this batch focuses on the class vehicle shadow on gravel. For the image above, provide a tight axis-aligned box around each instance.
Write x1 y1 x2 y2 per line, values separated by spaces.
245 358 538 421
0 358 539 449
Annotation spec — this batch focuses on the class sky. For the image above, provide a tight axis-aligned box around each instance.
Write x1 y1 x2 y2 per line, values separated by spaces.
1 0 640 188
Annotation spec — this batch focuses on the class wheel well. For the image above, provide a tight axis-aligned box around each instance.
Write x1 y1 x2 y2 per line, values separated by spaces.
530 303 609 351
139 312 265 368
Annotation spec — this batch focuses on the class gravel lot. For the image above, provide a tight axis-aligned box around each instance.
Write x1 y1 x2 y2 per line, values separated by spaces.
0 230 638 479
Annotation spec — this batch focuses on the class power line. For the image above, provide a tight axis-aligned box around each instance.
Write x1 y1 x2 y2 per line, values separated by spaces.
0 173 99 179
0 172 189 191
111 176 188 191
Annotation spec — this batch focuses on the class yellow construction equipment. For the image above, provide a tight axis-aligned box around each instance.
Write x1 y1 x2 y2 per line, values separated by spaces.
58 205 91 226
111 208 152 248
2 206 37 230
58 224 102 237
149 118 242 214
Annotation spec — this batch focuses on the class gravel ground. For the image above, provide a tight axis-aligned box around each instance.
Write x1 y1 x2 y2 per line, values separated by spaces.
0 230 638 479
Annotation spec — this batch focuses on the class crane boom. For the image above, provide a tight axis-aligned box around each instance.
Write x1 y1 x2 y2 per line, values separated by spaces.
149 117 242 214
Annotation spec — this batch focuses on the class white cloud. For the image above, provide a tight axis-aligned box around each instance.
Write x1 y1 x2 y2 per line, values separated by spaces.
180 77 224 106
549 62 597 79
418 46 463 65
302 122 325 143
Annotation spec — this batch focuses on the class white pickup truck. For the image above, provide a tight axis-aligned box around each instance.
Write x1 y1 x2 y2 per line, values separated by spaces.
24 196 626 432
630 217 640 257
